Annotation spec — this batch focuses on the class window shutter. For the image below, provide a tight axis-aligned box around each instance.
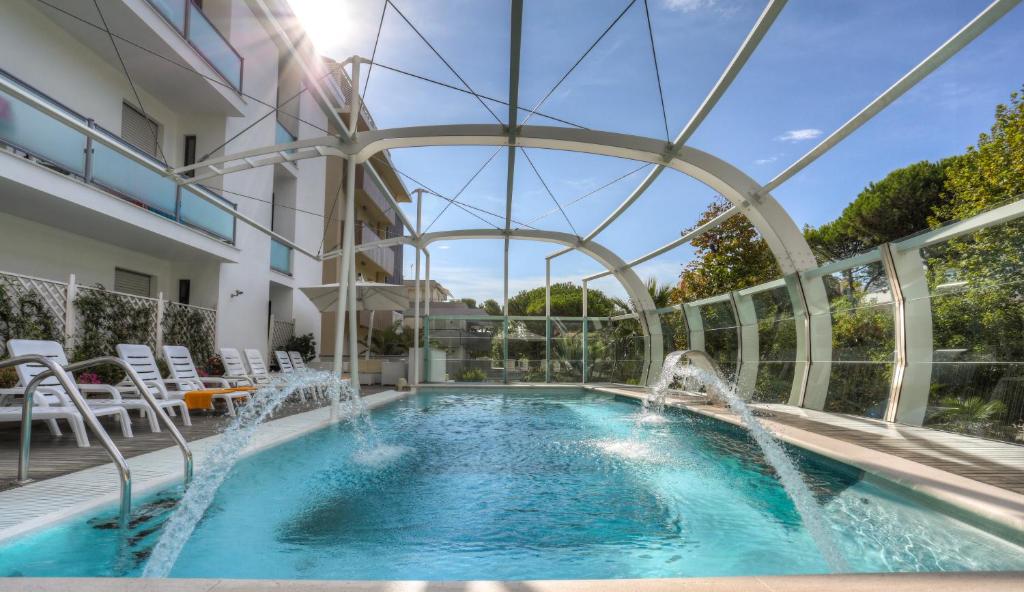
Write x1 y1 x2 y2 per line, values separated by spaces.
121 103 159 157
115 268 153 297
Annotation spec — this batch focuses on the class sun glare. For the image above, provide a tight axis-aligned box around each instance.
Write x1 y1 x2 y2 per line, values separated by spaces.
287 0 353 54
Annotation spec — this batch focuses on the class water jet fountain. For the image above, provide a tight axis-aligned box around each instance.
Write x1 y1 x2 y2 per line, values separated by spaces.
651 351 849 572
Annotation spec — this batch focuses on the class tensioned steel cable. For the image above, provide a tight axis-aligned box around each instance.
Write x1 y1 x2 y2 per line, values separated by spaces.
200 81 319 162
523 162 651 225
385 0 504 125
520 0 638 126
519 147 579 236
423 148 504 232
33 0 333 136
364 60 587 129
92 0 170 166
642 0 671 143
394 168 539 231
361 0 389 99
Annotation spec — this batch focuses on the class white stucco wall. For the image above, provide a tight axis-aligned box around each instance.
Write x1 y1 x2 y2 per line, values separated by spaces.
0 0 327 359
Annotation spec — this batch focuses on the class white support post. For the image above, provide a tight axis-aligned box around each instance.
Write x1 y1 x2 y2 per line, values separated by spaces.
333 57 361 390
425 251 431 316
682 303 705 353
348 246 360 392
797 273 833 411
413 189 423 385
881 243 933 425
545 258 551 383
582 279 588 384
503 238 510 315
732 290 760 398
64 273 77 347
155 292 165 351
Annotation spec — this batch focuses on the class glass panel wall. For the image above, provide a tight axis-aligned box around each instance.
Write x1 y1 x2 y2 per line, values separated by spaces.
179 187 236 241
821 258 895 418
186 3 243 90
917 216 1024 442
700 300 739 382
587 317 644 385
751 284 797 403
550 318 584 383
507 316 546 382
426 316 504 383
658 307 688 352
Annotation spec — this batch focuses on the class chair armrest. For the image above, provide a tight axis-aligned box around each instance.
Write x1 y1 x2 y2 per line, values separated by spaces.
224 375 255 386
200 377 231 389
77 384 123 401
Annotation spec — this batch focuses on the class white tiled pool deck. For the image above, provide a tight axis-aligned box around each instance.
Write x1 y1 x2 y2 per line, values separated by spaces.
0 389 411 544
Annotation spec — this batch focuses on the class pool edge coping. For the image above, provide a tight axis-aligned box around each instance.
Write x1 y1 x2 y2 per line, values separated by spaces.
0 389 413 545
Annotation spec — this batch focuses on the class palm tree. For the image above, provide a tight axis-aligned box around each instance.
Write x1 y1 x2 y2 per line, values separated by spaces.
930 396 1006 437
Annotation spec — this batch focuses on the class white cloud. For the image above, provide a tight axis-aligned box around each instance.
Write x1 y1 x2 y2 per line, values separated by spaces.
776 128 823 142
754 156 778 165
663 0 717 12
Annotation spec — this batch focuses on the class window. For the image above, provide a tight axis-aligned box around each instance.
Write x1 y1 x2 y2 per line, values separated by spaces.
183 135 197 178
121 102 160 157
114 268 153 297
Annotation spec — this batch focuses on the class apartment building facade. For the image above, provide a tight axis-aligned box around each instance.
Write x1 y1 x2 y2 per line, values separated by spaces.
0 0 345 358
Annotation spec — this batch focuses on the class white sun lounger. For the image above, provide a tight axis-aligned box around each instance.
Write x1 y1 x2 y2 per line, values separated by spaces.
218 348 258 386
0 340 133 446
162 345 251 417
6 339 153 432
114 344 192 426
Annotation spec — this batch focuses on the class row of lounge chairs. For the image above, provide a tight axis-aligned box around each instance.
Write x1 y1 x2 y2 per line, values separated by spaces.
0 341 314 448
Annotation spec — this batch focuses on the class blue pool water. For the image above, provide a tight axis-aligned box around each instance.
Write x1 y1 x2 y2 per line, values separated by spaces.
2 390 1023 579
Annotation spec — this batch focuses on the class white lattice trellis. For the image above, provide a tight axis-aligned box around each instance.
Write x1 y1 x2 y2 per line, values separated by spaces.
271 319 295 350
76 285 161 350
165 302 217 339
0 271 69 355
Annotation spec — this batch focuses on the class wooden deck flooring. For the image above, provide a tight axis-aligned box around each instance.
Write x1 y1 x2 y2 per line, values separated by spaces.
0 387 389 491
757 403 1024 495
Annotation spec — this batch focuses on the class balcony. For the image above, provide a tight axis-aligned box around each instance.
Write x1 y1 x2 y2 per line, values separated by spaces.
356 166 397 226
0 69 236 246
270 238 292 275
32 0 244 115
147 0 244 92
354 223 395 278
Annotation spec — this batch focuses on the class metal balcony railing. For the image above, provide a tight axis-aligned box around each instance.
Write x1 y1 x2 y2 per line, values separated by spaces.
146 0 244 91
0 69 236 244
354 223 395 276
358 167 397 225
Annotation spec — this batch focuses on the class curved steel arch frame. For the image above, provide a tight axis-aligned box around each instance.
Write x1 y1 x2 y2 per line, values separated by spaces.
369 229 665 384
177 123 830 388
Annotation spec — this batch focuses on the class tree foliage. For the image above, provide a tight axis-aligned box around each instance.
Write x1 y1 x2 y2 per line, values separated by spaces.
506 282 619 317
675 197 780 302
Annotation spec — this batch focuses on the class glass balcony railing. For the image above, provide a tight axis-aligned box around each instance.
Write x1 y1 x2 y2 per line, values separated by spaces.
146 0 243 92
270 238 292 275
0 70 236 245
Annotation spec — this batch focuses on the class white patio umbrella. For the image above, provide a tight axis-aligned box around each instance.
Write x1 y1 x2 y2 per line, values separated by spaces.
299 281 408 313
299 282 409 359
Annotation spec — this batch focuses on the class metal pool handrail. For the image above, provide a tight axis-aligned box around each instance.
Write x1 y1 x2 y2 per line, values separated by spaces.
64 357 194 485
2 355 133 524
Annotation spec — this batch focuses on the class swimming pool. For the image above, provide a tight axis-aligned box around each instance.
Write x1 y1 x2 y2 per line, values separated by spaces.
1 389 1023 579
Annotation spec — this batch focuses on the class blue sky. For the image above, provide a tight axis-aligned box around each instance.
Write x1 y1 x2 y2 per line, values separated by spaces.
290 0 1024 303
